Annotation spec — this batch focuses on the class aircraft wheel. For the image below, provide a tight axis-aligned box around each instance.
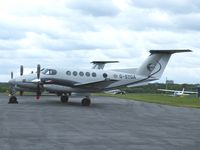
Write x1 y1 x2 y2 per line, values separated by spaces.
81 98 91 106
60 95 68 103
8 96 18 104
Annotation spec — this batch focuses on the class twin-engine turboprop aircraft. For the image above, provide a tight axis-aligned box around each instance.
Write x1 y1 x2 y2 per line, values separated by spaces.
8 49 191 106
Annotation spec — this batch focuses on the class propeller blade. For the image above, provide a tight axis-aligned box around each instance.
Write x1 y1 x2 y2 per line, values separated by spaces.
36 64 41 100
11 72 13 79
37 64 41 79
20 65 23 76
36 83 41 100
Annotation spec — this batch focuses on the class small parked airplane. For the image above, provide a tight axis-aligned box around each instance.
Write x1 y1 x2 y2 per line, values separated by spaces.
158 88 197 97
8 49 191 105
104 89 126 95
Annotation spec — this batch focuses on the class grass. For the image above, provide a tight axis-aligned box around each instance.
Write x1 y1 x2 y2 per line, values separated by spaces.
95 93 200 108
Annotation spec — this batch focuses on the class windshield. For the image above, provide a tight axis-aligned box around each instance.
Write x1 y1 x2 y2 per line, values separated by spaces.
42 68 57 75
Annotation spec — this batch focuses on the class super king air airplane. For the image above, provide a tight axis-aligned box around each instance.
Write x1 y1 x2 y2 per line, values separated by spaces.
8 49 191 106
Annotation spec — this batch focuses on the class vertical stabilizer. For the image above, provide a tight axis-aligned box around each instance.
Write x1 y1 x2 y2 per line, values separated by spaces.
136 49 191 79
182 88 185 94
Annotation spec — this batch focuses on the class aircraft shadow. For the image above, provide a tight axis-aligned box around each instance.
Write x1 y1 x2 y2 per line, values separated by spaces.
20 99 104 108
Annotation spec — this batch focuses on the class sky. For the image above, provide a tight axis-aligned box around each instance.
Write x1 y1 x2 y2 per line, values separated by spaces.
0 0 200 83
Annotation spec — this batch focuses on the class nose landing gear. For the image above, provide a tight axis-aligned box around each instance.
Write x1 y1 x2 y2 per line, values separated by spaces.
8 87 18 104
9 96 18 104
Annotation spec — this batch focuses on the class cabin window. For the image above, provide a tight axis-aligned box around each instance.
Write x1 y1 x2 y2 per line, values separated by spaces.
66 71 71 76
79 72 84 76
42 69 48 74
103 73 108 78
92 72 97 77
86 72 90 77
73 71 78 76
113 74 118 78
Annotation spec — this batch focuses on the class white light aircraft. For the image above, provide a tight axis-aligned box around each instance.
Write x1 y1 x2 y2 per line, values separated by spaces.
8 49 191 106
158 88 197 97
104 89 126 95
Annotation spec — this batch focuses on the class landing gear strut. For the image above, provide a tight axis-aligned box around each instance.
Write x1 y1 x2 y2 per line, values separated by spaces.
81 97 91 106
60 95 69 103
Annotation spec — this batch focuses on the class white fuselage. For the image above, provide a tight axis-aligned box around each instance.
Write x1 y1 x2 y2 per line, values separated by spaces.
9 68 154 93
39 68 153 91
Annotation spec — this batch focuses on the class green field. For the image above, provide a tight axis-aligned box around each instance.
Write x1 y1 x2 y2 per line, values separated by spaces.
96 93 200 108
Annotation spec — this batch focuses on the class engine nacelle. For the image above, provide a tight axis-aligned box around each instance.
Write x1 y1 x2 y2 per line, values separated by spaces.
43 84 73 93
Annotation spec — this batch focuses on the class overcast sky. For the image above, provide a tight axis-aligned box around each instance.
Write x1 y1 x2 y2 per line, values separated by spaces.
0 0 199 83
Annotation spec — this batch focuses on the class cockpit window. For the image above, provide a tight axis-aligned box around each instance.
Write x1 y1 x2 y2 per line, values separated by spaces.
42 69 57 75
42 69 48 74
36 68 45 74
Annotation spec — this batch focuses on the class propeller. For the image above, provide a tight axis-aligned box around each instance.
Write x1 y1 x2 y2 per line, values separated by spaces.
9 72 14 96
36 64 41 99
20 65 23 76
11 72 13 79
20 65 24 96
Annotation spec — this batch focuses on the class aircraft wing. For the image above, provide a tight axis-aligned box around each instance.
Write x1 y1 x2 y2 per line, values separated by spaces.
183 90 197 94
41 76 118 90
74 79 118 90
157 89 177 92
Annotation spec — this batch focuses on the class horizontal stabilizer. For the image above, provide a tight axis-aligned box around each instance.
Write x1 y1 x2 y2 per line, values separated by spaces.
91 61 119 64
150 49 192 54
91 61 119 70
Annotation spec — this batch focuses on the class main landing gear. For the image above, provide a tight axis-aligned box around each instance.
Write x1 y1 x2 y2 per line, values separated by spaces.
60 94 91 106
81 97 91 106
60 95 69 103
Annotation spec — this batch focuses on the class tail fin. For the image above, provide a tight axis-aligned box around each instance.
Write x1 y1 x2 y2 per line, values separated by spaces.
182 88 185 94
136 49 191 79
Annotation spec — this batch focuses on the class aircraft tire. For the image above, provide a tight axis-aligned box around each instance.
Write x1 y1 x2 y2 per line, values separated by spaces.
60 95 68 103
8 96 18 104
81 98 91 106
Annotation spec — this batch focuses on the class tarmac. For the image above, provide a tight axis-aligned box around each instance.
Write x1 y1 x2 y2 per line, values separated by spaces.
0 93 200 150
